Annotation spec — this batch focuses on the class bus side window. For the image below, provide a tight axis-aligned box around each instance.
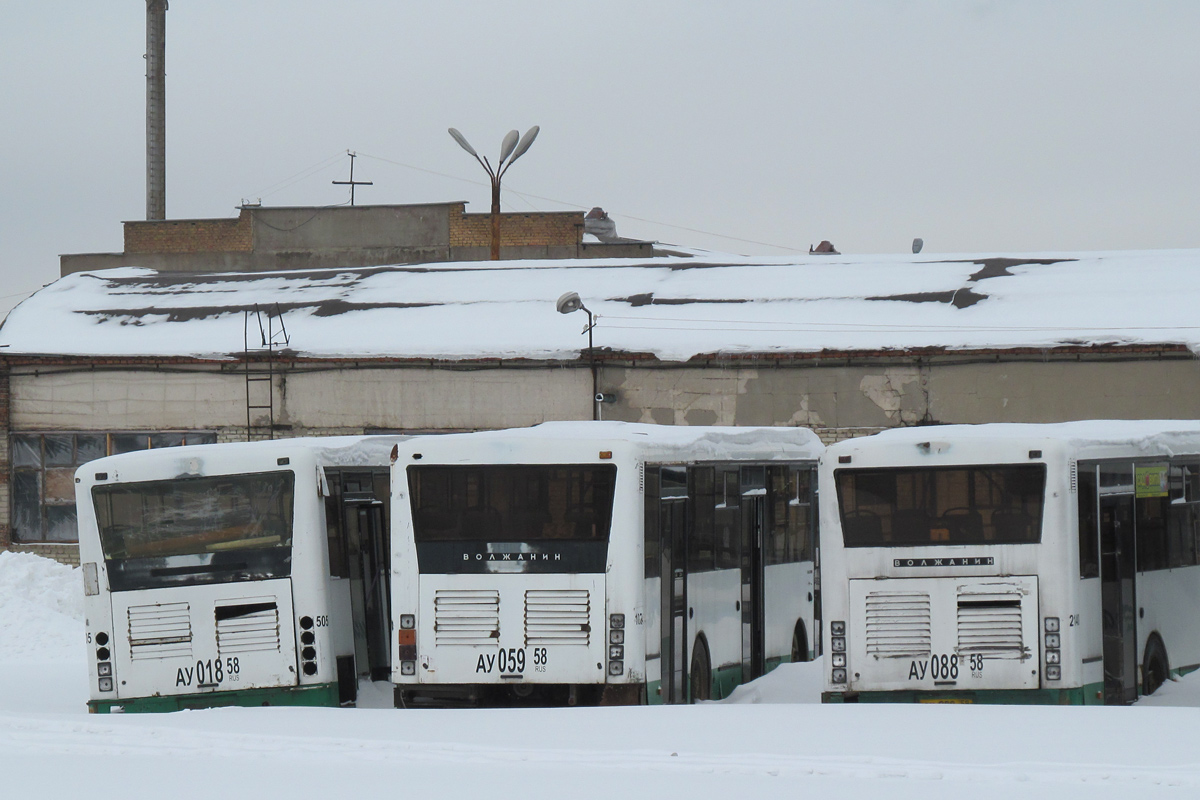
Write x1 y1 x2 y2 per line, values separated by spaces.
324 471 349 579
689 467 716 573
767 466 790 566
715 469 739 571
644 467 661 580
1136 492 1170 572
1166 464 1199 569
795 468 814 563
1077 466 1099 579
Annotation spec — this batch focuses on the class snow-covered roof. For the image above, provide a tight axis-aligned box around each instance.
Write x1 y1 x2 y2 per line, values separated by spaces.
5 249 1200 362
399 421 824 463
80 434 410 479
825 420 1200 462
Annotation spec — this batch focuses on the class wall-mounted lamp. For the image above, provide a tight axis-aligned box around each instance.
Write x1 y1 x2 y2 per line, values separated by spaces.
557 291 599 421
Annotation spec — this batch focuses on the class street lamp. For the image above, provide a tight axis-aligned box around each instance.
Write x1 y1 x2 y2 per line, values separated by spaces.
448 125 540 260
557 291 599 421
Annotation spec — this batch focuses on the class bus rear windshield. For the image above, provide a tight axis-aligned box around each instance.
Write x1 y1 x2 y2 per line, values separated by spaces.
836 464 1045 547
92 471 294 590
408 464 616 542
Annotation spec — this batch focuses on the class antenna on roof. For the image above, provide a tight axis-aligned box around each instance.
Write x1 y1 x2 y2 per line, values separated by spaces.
332 151 374 206
912 238 924 254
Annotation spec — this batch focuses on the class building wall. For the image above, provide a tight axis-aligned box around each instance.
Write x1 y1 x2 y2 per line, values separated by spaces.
249 205 452 253
11 353 1200 564
125 210 254 254
449 211 582 248
12 356 1200 435
60 204 643 276
9 367 592 432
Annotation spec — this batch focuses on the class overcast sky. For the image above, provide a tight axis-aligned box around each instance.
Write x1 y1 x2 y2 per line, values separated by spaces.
2 2 1199 316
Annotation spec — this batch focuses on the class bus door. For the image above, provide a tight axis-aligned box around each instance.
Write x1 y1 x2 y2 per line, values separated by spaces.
1099 484 1137 704
343 488 392 682
741 466 766 682
659 467 689 704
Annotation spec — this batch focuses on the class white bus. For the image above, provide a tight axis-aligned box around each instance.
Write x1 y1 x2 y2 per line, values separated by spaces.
390 422 823 706
77 436 403 712
820 421 1200 705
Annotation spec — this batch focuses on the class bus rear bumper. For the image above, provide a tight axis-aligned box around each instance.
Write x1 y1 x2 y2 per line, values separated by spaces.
394 682 642 708
88 682 340 714
821 683 1103 705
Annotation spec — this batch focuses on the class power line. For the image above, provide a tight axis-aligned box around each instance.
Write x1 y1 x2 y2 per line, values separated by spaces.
247 152 348 201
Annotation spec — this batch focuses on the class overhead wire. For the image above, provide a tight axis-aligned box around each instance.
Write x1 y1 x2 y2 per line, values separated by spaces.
246 151 349 201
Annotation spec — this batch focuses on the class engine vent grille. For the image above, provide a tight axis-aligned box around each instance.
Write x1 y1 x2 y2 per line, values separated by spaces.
957 590 1026 656
434 589 500 646
863 591 931 658
215 599 280 655
128 601 192 661
524 589 591 646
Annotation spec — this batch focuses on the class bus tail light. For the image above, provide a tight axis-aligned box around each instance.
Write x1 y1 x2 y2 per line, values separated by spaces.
399 616 417 674
299 616 318 677
608 614 625 678
94 630 115 692
830 621 848 685
398 627 417 662
93 630 114 692
1044 617 1061 681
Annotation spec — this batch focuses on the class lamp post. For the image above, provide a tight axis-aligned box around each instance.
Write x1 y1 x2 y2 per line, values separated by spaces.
448 126 540 260
556 291 599 421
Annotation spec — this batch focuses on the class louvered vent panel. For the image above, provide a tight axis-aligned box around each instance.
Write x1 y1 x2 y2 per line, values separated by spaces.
863 591 931 658
434 589 500 646
957 591 1025 655
524 589 591 646
128 601 192 660
216 600 281 655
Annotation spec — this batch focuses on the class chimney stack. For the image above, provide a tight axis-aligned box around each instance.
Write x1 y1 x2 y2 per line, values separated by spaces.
146 0 167 220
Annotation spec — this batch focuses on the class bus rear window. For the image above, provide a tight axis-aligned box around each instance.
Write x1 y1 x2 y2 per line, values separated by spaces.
835 464 1045 547
408 464 616 542
92 471 294 590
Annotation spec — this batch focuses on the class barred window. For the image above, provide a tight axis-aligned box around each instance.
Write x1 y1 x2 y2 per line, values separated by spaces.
10 431 217 543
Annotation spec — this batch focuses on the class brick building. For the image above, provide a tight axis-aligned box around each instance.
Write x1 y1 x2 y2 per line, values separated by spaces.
60 202 655 276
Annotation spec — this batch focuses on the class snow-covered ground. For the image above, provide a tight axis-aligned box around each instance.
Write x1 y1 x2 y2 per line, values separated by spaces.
3 550 1199 798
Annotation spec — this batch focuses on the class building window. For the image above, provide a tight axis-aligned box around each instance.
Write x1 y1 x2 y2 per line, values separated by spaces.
10 431 217 543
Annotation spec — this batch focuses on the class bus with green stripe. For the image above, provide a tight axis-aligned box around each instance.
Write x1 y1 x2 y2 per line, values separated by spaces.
820 421 1200 705
77 436 403 713
390 422 823 706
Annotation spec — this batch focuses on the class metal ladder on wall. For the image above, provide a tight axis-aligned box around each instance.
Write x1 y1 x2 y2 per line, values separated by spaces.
244 304 290 442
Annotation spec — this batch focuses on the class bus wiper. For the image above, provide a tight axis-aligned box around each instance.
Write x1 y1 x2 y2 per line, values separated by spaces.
149 562 248 577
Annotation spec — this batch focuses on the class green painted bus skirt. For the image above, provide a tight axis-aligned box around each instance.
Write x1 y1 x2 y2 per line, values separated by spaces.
822 683 1105 705
88 682 341 714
